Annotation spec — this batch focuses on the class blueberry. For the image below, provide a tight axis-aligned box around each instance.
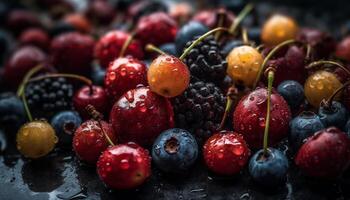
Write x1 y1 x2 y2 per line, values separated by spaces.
0 92 26 131
249 148 289 187
50 111 82 148
152 128 198 174
289 111 324 151
159 43 177 56
221 40 245 57
247 27 261 44
318 101 349 129
91 64 106 86
175 21 209 55
277 80 304 110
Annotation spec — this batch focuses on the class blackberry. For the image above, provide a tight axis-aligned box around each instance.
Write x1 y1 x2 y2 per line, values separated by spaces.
184 35 227 84
172 81 226 144
25 76 73 119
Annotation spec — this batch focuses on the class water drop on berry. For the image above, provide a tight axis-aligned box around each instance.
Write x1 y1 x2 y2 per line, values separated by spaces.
259 117 266 127
120 159 130 170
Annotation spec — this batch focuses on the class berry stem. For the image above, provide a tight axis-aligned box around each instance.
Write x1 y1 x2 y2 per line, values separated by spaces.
241 27 249 44
305 60 350 76
228 3 254 35
17 65 45 97
21 92 33 122
324 80 350 108
218 86 237 131
215 9 226 40
145 44 167 55
119 32 135 58
263 70 274 156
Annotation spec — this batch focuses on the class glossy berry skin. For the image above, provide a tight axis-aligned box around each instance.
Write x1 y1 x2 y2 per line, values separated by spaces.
261 14 299 46
226 45 263 87
318 101 349 129
192 9 234 29
221 40 244 57
148 55 190 98
203 132 250 176
159 43 177 56
73 120 117 164
73 85 109 120
233 88 291 149
94 30 144 68
289 112 325 152
86 0 115 25
110 87 174 147
105 57 147 103
152 128 198 174
295 127 350 179
16 120 58 159
277 80 304 110
135 12 178 47
0 92 26 130
19 28 50 50
51 111 82 148
97 143 151 190
249 148 289 187
336 36 350 62
304 70 342 108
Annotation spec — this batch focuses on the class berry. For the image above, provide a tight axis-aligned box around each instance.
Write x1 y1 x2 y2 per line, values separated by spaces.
110 87 174 146
0 29 13 65
16 120 58 159
127 0 168 22
277 80 304 110
304 70 342 108
0 92 26 131
19 28 50 50
94 30 144 68
345 119 350 137
318 101 349 129
221 39 244 57
25 76 74 119
192 9 234 29
249 148 289 187
203 132 250 176
295 127 350 179
159 43 177 56
336 36 350 62
73 119 117 164
289 112 325 152
97 142 151 190
50 32 94 75
172 81 225 143
184 35 227 84
261 14 299 46
226 45 263 87
247 27 261 44
105 57 147 102
86 0 115 25
6 10 41 34
63 13 91 33
152 128 198 174
91 64 105 86
50 111 82 148
233 88 291 148
148 55 190 98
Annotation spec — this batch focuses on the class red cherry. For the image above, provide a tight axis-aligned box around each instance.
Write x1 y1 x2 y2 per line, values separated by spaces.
86 0 115 25
203 132 250 176
105 57 147 103
97 142 151 190
73 85 109 120
295 127 350 179
110 87 174 147
19 28 50 50
94 30 144 68
6 10 41 34
192 9 234 29
135 12 178 47
233 88 291 149
50 32 94 75
336 36 350 62
73 119 117 164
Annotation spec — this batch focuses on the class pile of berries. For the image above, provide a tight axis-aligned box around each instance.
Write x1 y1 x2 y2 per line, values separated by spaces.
2 0 350 195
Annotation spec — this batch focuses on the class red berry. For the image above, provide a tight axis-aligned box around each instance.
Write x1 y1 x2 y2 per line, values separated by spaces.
192 9 235 29
50 32 94 75
19 28 50 50
97 142 151 190
6 10 41 34
203 132 250 175
73 85 109 120
336 36 350 62
295 127 350 179
86 0 115 25
233 88 291 149
135 12 178 47
94 30 144 68
105 57 147 103
110 87 174 146
73 120 117 164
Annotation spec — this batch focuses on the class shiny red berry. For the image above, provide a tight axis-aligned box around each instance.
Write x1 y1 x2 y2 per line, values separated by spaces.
97 142 151 190
203 132 250 176
19 28 50 50
110 87 174 147
192 9 234 29
86 0 115 25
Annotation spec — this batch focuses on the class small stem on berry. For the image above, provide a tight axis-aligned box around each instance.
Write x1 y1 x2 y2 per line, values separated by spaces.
145 44 167 55
241 27 249 44
215 9 226 40
217 86 237 131
305 60 350 76
256 44 265 52
179 27 229 60
323 80 350 108
21 93 33 122
228 3 254 35
17 65 45 97
305 44 312 63
119 32 135 58
263 70 274 156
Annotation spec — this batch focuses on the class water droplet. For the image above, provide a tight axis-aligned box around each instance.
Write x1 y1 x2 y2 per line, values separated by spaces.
249 96 255 101
316 82 324 90
23 132 29 136
240 124 245 130
218 153 224 159
259 117 265 127
120 68 127 76
232 145 244 156
109 72 116 80
120 159 129 169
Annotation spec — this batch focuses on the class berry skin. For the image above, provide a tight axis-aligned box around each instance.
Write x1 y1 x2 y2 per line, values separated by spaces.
148 55 190 98
203 132 250 176
152 128 198 174
233 88 291 149
345 119 350 137
277 80 304 110
221 39 244 57
127 0 168 22
97 143 151 190
336 36 350 62
94 30 144 68
50 32 94 75
192 9 234 29
159 43 177 56
50 111 82 148
226 45 263 87
295 127 350 179
0 92 26 131
91 64 106 86
110 87 174 147
16 120 58 159
249 148 289 187
73 120 117 164
318 101 349 129
6 10 41 34
19 28 50 50
86 0 115 25
63 13 91 33
105 57 147 102
304 70 342 108
135 12 178 47
289 112 325 152
73 85 109 120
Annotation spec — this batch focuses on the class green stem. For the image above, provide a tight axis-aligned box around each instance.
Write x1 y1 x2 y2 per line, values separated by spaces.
98 121 115 146
217 86 237 131
228 3 254 34
263 70 274 155
241 27 249 44
17 65 45 97
145 44 167 55
119 32 135 58
324 80 350 108
305 60 350 76
21 93 33 122
215 9 226 40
